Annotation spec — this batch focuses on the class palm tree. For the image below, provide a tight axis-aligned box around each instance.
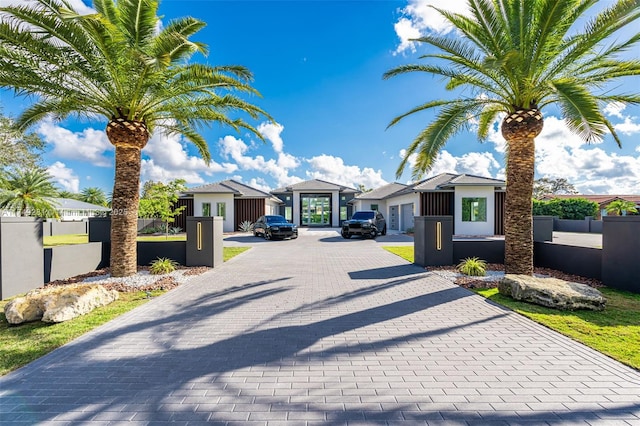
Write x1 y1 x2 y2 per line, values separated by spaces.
0 0 271 276
606 199 638 216
81 187 108 207
384 0 640 275
0 168 60 218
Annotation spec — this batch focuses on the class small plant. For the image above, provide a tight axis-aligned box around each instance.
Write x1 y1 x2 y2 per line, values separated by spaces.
238 220 254 233
169 226 182 235
457 257 487 276
149 257 178 275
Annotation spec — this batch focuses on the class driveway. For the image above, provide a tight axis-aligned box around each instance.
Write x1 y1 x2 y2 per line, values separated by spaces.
1 228 638 424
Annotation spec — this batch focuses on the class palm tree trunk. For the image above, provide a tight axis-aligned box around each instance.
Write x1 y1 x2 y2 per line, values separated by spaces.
502 109 544 275
504 135 535 275
106 118 149 277
110 145 141 277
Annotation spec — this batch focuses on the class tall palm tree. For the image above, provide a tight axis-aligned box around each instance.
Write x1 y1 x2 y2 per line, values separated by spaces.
384 0 640 275
0 168 60 218
0 0 271 276
606 199 638 216
81 187 108 207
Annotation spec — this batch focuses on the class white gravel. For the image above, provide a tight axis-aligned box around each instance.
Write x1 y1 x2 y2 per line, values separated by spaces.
82 270 192 288
430 270 506 283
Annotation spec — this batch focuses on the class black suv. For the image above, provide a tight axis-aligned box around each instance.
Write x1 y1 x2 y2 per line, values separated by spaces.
253 215 298 240
341 210 386 239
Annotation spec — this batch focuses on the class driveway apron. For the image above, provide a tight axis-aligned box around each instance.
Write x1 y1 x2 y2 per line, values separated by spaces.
1 229 639 425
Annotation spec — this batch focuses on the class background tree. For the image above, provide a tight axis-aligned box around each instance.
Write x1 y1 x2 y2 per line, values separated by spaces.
0 0 271 276
533 178 578 200
80 187 108 207
384 0 640 275
57 190 83 200
0 109 45 173
0 168 60 218
138 179 187 237
606 199 638 216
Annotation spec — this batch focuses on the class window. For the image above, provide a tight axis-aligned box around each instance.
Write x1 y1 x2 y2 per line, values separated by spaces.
340 206 347 220
370 204 379 211
216 202 226 219
284 206 292 221
202 202 211 217
462 198 487 222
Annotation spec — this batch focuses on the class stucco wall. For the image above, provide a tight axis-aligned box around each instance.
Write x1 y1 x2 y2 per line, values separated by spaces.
193 194 235 232
454 187 495 236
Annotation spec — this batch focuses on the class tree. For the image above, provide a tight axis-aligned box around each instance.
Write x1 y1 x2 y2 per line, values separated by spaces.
606 199 638 216
533 178 578 200
0 168 60 218
384 0 640 275
138 179 187 237
0 109 45 173
57 190 83 201
81 187 108 207
0 0 271 276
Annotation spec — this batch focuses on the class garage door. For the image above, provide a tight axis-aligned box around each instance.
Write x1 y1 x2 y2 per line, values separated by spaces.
401 203 414 231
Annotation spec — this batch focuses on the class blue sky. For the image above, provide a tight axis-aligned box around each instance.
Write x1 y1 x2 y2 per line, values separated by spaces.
2 0 639 195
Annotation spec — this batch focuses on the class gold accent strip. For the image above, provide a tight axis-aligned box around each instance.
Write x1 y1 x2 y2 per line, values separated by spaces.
197 222 202 251
436 222 442 251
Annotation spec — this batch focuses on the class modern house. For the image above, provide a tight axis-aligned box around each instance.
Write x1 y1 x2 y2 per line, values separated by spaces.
178 180 282 233
351 173 506 235
539 194 640 219
271 179 359 227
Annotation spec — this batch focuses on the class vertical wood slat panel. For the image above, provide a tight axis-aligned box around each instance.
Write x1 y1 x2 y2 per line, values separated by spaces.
421 192 453 216
174 198 193 231
494 191 505 235
234 199 265 231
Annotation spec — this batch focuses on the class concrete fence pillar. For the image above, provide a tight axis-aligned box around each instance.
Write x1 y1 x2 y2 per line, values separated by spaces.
533 216 554 242
602 216 640 293
414 216 453 267
0 217 44 300
186 216 223 268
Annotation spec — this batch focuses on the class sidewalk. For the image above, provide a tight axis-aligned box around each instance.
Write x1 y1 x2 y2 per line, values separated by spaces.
1 230 638 424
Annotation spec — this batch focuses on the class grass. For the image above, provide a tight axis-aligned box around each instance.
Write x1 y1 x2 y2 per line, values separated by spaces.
0 246 250 376
44 234 187 246
384 245 640 370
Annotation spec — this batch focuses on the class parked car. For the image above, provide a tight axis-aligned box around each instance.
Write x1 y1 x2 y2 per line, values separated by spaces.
341 210 386 239
253 215 298 240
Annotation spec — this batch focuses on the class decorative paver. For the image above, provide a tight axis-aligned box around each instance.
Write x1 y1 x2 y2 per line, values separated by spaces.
1 229 639 425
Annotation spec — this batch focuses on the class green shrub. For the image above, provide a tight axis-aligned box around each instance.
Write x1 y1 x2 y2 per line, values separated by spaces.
238 220 254 232
457 257 487 276
169 226 182 234
149 257 178 275
532 198 598 220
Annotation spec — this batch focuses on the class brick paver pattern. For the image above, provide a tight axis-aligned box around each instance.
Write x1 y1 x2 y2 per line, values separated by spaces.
1 229 639 425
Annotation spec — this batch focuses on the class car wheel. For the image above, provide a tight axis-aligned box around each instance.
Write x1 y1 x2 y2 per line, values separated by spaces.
264 231 271 240
253 230 259 237
369 229 377 239
342 232 351 239
382 225 387 236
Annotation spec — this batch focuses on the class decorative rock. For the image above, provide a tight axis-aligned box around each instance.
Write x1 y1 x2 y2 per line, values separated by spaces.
4 284 119 324
498 274 606 311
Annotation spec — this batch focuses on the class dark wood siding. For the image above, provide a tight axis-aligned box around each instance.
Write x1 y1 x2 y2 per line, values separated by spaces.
174 198 193 231
494 191 505 235
234 198 265 230
420 192 454 216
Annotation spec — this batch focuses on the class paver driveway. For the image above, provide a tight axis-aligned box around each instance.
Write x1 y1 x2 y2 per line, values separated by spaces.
1 229 639 425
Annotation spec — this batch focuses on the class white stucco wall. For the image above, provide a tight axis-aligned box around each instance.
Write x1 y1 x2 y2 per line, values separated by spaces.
265 199 280 215
454 187 495 236
193 193 235 232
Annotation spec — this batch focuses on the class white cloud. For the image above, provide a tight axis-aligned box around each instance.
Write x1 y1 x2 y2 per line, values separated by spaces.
36 120 113 167
534 116 640 194
398 148 501 181
604 102 626 119
257 122 285 153
614 116 640 136
141 130 237 184
48 161 79 193
305 154 387 189
394 0 471 54
2 0 94 14
219 135 301 188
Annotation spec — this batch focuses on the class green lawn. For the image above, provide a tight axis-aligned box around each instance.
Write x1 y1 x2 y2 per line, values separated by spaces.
0 246 250 376
384 245 640 371
44 234 188 247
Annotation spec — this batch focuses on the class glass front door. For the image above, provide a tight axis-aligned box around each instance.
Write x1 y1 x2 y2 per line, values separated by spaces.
301 195 331 226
